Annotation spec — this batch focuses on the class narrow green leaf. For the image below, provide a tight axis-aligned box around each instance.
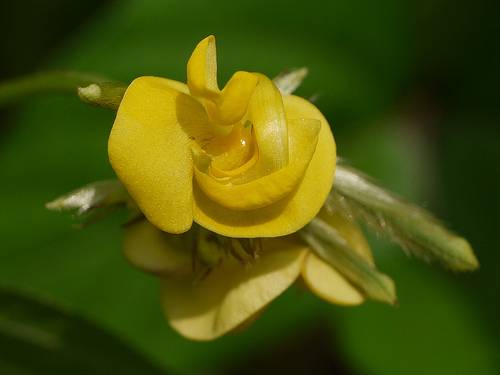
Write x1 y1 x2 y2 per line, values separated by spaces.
300 218 397 305
333 164 479 271
46 180 129 213
46 180 137 226
0 287 167 374
273 67 308 95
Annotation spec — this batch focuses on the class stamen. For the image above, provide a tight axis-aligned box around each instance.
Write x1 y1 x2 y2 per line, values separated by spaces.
190 224 263 277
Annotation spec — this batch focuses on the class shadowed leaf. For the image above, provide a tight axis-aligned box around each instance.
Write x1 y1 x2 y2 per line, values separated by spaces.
0 287 167 375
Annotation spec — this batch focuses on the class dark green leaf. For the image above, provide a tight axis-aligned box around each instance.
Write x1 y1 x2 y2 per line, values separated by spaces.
0 287 167 375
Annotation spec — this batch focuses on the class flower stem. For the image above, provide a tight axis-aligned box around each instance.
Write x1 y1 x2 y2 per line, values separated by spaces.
0 70 117 108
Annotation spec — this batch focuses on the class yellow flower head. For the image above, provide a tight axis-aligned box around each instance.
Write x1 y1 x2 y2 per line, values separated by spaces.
108 35 336 237
108 35 360 340
43 34 478 343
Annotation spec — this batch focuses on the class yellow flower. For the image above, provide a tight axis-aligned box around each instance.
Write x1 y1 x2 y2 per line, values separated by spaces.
43 34 479 343
124 207 373 341
108 35 335 237
110 36 369 341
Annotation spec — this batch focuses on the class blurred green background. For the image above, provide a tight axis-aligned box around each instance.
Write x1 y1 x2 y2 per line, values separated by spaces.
0 0 499 374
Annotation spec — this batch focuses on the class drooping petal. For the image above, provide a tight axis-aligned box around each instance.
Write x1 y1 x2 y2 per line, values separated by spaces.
109 76 209 233
193 95 336 238
194 118 320 210
123 219 192 278
302 217 396 305
160 237 307 340
302 254 364 305
301 208 373 305
187 35 219 99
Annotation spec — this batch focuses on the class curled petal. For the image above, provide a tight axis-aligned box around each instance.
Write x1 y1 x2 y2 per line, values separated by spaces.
194 118 320 210
187 35 219 99
200 122 254 174
194 95 336 237
187 36 259 128
194 72 289 179
160 237 307 340
208 71 259 125
244 74 289 176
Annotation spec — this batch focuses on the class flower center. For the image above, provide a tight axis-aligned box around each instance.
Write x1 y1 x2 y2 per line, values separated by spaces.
203 120 253 168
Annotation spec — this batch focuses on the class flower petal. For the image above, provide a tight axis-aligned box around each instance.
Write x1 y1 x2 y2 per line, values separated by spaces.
109 76 208 233
244 74 289 176
187 35 219 99
194 118 320 210
302 253 364 305
123 219 192 278
301 208 373 305
193 95 336 237
209 71 259 125
160 237 307 340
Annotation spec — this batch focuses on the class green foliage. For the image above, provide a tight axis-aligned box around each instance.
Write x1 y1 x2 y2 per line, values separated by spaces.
0 287 166 374
0 0 498 374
